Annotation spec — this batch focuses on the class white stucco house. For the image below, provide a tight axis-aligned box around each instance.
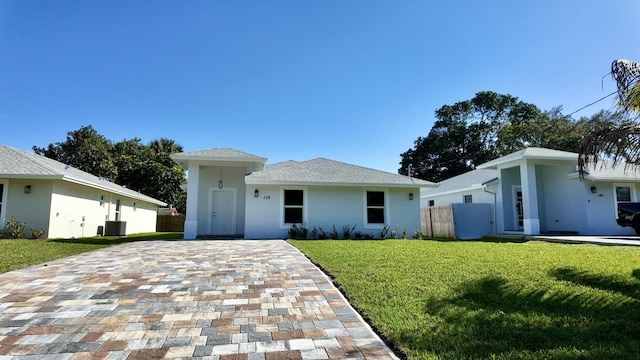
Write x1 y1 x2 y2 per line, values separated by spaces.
421 147 640 236
0 146 166 238
171 148 436 239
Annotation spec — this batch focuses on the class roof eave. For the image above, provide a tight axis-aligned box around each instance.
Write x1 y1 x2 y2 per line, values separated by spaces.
63 176 167 206
245 180 436 188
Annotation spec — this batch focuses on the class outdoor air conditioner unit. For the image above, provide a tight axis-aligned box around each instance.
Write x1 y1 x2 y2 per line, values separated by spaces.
104 221 127 236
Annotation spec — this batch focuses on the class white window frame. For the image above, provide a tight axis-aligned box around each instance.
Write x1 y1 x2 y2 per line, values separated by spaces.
115 199 122 221
280 186 308 229
613 183 636 219
363 188 389 230
0 180 8 229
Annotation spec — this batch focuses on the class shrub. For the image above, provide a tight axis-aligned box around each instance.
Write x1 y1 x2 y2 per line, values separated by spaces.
379 224 390 239
288 224 300 239
299 224 309 240
30 227 46 239
1 216 26 239
342 224 357 239
329 225 339 240
390 225 399 239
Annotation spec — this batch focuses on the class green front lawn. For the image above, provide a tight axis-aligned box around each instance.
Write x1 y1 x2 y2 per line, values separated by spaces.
291 239 640 360
0 232 183 274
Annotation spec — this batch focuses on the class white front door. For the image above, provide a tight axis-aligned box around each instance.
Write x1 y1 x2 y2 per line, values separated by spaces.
209 189 236 235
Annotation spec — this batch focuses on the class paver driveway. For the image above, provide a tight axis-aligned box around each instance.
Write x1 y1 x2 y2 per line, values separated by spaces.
0 240 397 360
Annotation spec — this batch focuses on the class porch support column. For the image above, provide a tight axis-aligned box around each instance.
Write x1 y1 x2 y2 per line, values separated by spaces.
520 162 540 235
184 163 200 239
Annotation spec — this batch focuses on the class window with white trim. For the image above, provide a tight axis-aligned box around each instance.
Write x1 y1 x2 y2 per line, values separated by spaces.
115 199 122 221
283 189 304 224
366 190 386 224
614 183 636 219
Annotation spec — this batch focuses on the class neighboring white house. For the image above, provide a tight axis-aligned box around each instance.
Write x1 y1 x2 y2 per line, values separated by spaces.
0 146 166 238
171 149 437 239
421 147 640 236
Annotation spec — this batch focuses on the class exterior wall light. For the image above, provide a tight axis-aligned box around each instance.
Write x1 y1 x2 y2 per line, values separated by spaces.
24 185 31 193
218 180 223 189
409 193 414 200
590 186 597 194
254 189 259 197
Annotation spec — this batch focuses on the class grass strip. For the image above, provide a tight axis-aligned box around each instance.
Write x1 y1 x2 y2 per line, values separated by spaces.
0 232 183 274
291 239 640 360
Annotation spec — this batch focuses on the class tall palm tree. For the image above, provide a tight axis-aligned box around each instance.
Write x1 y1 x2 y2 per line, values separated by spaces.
578 60 640 176
148 137 183 156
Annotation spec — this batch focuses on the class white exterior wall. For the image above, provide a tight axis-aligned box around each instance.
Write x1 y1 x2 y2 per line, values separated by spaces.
244 185 421 239
420 188 495 208
537 165 587 233
105 195 159 235
49 181 159 238
49 181 108 238
0 178 159 239
1 179 53 236
584 180 637 235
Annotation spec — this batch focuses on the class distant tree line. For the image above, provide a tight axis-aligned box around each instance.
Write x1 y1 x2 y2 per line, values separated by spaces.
399 91 628 182
33 125 187 213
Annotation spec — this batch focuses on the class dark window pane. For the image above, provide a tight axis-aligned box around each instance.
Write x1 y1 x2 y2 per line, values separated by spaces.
616 187 631 202
284 190 304 206
367 208 385 224
284 208 303 224
367 191 384 206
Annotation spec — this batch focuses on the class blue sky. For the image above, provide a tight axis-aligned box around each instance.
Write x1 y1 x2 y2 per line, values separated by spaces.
1 1 640 173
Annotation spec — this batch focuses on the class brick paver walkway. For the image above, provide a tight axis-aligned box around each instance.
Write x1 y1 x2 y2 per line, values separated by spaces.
0 240 397 360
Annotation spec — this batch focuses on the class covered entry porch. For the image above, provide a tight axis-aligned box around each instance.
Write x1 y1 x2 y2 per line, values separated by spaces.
171 149 267 239
477 148 585 236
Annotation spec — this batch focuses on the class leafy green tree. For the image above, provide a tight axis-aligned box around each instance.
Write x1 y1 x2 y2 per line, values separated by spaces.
399 91 521 182
34 127 187 213
33 125 117 180
113 138 186 212
400 92 621 182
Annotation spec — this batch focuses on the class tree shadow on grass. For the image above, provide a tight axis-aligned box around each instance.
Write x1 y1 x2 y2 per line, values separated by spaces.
550 267 640 301
399 274 640 359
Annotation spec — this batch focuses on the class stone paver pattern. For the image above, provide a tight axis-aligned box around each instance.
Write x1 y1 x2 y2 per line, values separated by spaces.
0 240 397 360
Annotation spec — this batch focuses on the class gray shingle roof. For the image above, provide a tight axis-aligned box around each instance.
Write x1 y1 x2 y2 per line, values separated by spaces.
171 148 267 172
246 158 436 187
0 146 166 205
171 148 267 162
421 168 498 196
